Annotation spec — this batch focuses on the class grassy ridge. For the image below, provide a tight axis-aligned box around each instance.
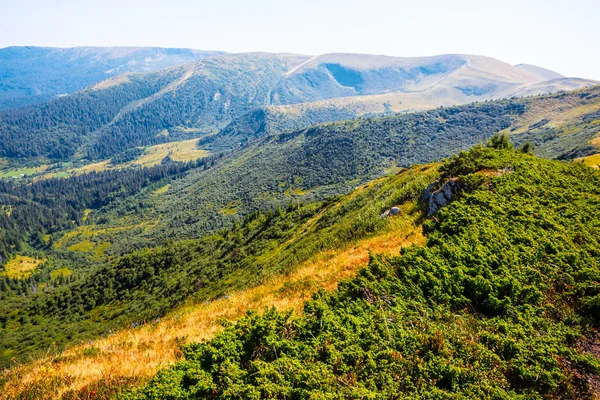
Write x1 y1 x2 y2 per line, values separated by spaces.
138 148 600 399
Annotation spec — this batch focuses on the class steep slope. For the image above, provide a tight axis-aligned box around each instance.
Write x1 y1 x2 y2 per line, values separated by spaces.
502 85 600 159
0 46 222 109
516 63 565 81
92 101 524 255
270 53 595 105
4 148 598 398
43 87 600 261
204 84 600 155
139 148 600 399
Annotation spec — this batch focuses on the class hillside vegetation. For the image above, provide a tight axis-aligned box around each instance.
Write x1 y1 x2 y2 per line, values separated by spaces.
91 88 600 254
0 86 599 398
137 147 600 399
0 163 434 398
3 147 598 399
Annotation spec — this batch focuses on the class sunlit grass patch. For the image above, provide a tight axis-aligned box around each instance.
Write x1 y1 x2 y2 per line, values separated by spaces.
1 256 45 279
50 268 73 279
153 184 171 195
220 200 241 215
577 153 600 169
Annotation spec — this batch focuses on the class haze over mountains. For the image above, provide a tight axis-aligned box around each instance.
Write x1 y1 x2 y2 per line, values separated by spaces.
0 46 222 109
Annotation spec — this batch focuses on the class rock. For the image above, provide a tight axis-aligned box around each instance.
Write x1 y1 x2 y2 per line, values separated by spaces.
380 206 401 218
422 178 461 216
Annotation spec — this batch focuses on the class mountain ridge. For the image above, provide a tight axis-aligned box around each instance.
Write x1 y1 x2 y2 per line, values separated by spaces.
1 51 596 164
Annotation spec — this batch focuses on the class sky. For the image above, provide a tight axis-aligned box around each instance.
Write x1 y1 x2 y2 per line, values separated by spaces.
1 0 599 79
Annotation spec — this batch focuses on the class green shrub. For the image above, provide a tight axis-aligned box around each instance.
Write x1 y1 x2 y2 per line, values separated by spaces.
141 148 600 398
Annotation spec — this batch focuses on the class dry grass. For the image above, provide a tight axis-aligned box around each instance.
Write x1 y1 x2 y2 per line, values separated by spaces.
152 184 170 195
130 139 209 167
577 153 600 169
92 74 131 91
0 212 423 399
34 139 210 180
1 255 45 279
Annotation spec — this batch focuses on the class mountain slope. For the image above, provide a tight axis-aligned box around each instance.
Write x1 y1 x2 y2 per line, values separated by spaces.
31 87 600 262
516 63 565 81
0 163 434 398
0 52 309 161
270 53 595 105
0 52 595 163
3 147 599 398
140 147 600 399
0 46 222 109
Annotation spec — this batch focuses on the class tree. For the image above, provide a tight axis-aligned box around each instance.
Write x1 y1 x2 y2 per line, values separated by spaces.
519 141 534 154
486 132 513 150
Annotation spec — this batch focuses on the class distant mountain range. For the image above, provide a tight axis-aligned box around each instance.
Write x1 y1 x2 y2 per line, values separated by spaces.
0 46 223 109
0 49 597 162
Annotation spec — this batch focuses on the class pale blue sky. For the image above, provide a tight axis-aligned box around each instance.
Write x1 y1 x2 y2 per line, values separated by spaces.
1 0 599 79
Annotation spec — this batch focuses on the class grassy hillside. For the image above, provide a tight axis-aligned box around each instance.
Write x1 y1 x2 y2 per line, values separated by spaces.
5 87 596 281
1 87 599 398
0 163 435 398
3 147 599 399
136 147 600 399
270 53 594 106
202 85 600 155
44 100 520 262
0 53 308 162
504 86 600 159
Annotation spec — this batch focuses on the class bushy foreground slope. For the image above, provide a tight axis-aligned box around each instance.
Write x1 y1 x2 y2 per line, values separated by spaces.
139 148 600 399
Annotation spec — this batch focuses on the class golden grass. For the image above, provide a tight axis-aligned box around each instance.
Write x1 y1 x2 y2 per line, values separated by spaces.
32 139 210 180
220 200 241 215
131 139 209 167
0 165 48 179
1 256 45 279
577 153 600 169
67 240 96 252
49 267 73 279
64 236 111 260
0 210 424 399
153 184 171 195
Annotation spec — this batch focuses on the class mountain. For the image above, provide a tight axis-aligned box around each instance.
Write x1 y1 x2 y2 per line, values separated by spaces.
0 46 223 109
0 52 595 163
516 63 565 80
0 82 599 397
138 147 600 399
